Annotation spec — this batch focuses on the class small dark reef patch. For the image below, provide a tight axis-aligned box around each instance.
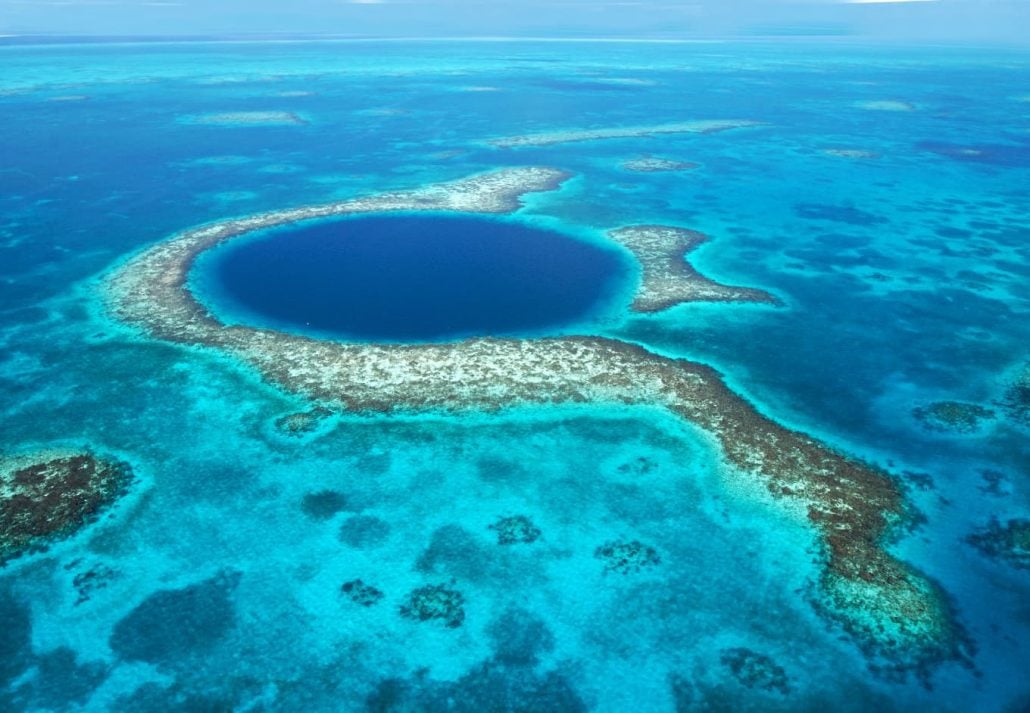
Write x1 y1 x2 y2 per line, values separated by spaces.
399 584 466 628
912 401 995 433
965 518 1029 569
489 515 541 545
594 539 660 574
720 647 790 695
341 579 384 607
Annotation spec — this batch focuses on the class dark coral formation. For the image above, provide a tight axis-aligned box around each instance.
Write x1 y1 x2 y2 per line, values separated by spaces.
965 518 1030 570
594 539 661 574
0 450 134 566
341 579 384 607
274 406 333 436
997 363 1030 426
399 584 465 628
338 515 391 548
616 456 659 476
300 490 350 520
978 469 1010 497
912 401 995 433
720 647 790 695
109 570 241 667
488 515 541 545
66 559 117 605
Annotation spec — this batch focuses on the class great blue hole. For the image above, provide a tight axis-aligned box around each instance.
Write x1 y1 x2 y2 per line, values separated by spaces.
192 214 630 342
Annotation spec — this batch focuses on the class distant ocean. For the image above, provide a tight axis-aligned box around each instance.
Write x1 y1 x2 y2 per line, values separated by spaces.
0 39 1027 711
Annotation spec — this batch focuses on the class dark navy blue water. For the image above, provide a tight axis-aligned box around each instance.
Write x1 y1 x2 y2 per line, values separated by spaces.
203 215 626 341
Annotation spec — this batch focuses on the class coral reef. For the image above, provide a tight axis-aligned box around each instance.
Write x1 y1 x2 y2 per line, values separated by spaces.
616 456 659 476
594 539 661 574
183 111 307 126
606 225 778 312
912 401 995 433
0 450 134 566
103 167 967 675
274 406 333 436
822 148 880 159
621 157 699 173
489 119 762 148
965 518 1030 569
998 363 1029 426
66 559 117 605
399 584 466 628
855 100 915 112
720 647 790 695
488 515 541 545
341 579 384 607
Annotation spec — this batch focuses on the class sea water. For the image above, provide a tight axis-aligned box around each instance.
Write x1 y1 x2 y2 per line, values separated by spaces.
0 39 1027 712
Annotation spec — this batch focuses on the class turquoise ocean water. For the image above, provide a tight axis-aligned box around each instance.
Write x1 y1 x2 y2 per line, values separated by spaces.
0 39 1027 711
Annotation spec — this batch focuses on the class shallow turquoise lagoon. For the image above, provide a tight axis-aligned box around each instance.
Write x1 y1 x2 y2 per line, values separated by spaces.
0 39 1027 711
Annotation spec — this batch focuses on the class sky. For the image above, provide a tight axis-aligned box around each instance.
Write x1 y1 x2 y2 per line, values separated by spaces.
0 0 1028 44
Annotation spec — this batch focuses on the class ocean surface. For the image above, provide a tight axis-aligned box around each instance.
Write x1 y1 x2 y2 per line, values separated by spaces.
0 39 1028 711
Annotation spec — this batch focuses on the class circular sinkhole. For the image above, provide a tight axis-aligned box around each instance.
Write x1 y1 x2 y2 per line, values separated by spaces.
191 214 632 342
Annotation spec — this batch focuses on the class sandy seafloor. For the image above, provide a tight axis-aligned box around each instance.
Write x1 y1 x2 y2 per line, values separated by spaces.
0 39 1028 711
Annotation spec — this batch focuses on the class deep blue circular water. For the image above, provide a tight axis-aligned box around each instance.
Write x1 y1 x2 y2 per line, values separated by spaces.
198 214 628 342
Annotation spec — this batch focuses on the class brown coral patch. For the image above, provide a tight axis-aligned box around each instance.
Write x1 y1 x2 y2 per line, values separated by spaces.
1 450 134 565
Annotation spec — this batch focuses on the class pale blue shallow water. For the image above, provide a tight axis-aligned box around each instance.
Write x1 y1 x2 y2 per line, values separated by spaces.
0 39 1027 711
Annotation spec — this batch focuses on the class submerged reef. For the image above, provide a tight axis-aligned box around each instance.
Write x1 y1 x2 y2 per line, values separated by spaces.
965 518 1030 570
489 515 541 545
399 584 466 628
998 362 1030 426
606 225 778 312
854 100 915 112
595 539 661 574
104 167 967 675
912 401 995 433
274 406 333 436
183 111 307 126
621 156 699 173
720 647 790 695
341 579 385 607
488 119 762 148
822 148 880 160
0 450 134 566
